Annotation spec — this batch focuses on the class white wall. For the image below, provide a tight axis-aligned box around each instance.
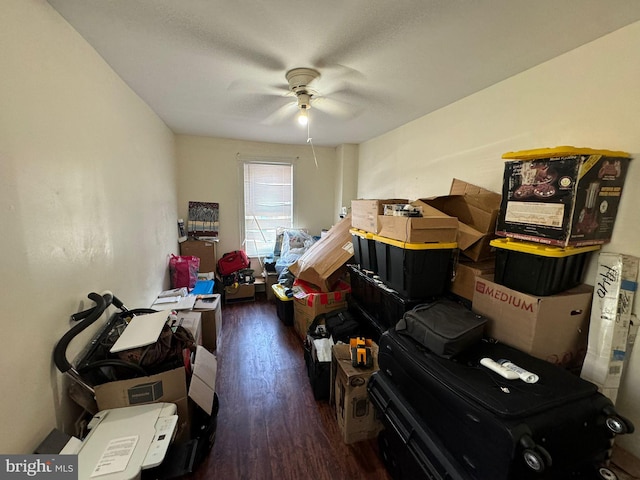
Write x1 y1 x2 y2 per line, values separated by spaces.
359 21 640 456
175 135 338 259
0 1 177 453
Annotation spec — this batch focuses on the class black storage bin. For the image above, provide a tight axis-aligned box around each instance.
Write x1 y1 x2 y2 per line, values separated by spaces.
303 337 331 401
272 284 294 326
350 228 378 272
374 234 457 299
348 265 421 331
491 238 600 296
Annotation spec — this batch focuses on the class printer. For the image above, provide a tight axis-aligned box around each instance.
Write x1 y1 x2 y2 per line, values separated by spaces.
65 402 178 480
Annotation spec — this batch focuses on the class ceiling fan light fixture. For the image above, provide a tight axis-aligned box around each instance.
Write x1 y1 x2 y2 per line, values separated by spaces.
297 106 309 126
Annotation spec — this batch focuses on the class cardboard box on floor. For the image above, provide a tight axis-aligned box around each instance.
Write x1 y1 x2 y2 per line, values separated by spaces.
421 179 502 261
289 215 354 292
330 343 382 444
291 279 351 339
193 294 223 353
377 202 458 244
94 346 217 442
472 276 593 370
351 199 408 234
179 238 218 273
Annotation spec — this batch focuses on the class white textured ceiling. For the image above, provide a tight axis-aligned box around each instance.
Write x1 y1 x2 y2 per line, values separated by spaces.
47 0 640 147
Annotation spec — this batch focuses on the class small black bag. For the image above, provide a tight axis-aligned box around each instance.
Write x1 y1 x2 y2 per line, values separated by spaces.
395 298 486 358
324 309 360 344
303 314 334 400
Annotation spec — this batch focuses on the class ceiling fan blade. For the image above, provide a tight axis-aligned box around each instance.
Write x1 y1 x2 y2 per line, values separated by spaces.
261 101 297 125
227 78 289 97
312 96 361 119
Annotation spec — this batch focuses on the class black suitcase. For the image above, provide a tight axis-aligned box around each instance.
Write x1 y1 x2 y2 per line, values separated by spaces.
378 328 632 480
368 371 470 480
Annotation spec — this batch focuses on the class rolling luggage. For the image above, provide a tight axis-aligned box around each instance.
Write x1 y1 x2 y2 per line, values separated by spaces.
217 250 250 276
378 328 632 480
368 371 469 480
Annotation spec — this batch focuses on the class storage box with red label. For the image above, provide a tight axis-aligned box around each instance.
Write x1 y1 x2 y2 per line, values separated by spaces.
450 258 496 303
291 279 351 339
472 276 593 370
496 147 631 247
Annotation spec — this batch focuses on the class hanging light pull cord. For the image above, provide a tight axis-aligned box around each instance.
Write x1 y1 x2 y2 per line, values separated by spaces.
307 118 318 169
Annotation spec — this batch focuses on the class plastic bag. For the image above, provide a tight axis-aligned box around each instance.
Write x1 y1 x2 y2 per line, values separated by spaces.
169 254 200 289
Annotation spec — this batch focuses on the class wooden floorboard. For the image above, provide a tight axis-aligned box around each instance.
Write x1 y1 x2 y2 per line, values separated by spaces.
189 295 391 480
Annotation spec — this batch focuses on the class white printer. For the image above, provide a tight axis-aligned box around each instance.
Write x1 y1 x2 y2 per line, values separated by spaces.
68 402 178 480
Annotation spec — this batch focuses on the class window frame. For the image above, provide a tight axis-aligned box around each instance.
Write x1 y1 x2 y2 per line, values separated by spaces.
239 157 295 258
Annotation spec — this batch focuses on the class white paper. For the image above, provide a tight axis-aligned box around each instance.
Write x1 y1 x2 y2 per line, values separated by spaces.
90 435 139 477
109 310 170 353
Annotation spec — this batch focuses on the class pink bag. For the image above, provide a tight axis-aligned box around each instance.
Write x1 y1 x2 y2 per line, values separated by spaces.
169 255 200 289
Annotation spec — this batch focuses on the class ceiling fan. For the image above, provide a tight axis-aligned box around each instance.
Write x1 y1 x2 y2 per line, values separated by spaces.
285 67 319 126
257 66 361 126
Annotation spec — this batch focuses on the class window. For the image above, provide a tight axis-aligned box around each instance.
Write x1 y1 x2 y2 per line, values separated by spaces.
242 161 293 257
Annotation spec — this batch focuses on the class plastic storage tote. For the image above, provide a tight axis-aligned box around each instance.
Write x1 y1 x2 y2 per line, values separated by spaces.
373 234 457 299
350 228 378 272
272 283 294 326
490 237 600 296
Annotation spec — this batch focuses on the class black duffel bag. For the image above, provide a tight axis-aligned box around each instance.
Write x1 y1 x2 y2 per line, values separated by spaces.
395 298 487 358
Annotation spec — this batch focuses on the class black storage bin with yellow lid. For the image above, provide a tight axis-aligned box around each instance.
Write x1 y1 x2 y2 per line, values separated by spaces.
374 234 457 299
350 228 378 272
491 238 600 296
271 283 294 326
347 264 422 332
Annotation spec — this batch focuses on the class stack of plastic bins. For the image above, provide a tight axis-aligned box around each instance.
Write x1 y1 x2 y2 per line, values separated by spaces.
490 238 600 296
347 265 421 336
373 234 457 299
271 283 294 326
350 228 378 273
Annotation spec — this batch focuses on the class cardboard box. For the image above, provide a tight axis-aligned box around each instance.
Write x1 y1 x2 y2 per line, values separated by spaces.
421 179 502 261
193 294 222 352
176 310 202 346
472 276 593 369
188 346 218 416
377 203 458 243
351 199 408 234
292 279 351 339
264 270 278 301
224 283 255 303
330 343 382 444
179 238 218 273
581 253 639 403
289 215 354 292
293 301 347 339
496 147 631 247
450 258 496 303
94 347 218 442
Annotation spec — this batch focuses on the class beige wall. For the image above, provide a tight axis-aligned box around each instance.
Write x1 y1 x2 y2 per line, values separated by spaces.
175 135 339 260
0 1 177 453
358 21 640 456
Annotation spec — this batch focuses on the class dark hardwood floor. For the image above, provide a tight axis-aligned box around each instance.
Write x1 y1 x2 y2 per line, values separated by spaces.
190 295 392 480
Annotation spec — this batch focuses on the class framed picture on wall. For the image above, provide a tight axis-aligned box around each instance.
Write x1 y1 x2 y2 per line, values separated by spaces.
188 201 219 238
